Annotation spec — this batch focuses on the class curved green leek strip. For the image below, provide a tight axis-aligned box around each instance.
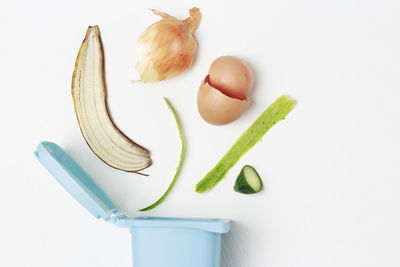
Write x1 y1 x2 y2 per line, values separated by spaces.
139 98 185 211
196 95 295 193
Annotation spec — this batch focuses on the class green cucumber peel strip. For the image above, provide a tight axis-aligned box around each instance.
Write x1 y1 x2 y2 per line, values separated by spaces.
196 94 295 193
139 98 185 211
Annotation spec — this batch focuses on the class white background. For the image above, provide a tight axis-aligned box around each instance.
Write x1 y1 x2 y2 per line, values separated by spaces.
1 0 400 266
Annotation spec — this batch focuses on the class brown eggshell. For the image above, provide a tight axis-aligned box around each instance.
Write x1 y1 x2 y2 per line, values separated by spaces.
208 56 253 100
197 76 250 125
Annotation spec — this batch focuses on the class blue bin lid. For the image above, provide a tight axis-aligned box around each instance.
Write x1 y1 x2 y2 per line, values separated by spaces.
34 141 232 233
34 141 120 222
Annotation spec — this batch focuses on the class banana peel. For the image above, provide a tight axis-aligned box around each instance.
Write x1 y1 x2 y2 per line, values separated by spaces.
72 26 151 173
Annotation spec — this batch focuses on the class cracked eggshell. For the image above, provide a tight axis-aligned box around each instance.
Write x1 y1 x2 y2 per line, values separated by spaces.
208 56 253 100
197 76 250 125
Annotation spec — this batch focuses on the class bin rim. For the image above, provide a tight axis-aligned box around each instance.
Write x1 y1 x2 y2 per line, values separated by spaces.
124 217 231 233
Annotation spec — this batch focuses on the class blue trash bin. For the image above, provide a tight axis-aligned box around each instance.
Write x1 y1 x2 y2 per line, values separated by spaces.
34 141 231 267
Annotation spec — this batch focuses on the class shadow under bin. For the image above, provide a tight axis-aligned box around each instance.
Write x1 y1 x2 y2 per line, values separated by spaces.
34 141 231 267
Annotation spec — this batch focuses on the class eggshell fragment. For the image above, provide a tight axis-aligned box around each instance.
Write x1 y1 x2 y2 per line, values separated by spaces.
208 56 253 100
197 76 250 125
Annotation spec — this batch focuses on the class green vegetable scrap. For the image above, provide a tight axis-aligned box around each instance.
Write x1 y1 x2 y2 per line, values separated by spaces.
139 98 186 211
234 165 263 194
196 94 295 193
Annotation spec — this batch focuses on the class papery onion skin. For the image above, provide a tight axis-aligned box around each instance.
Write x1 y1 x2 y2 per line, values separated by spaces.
136 7 202 82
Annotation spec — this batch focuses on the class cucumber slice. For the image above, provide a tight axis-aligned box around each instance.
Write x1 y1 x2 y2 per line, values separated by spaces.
234 165 263 194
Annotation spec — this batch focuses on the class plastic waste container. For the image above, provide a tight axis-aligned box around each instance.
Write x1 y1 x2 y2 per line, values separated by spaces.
34 141 231 267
